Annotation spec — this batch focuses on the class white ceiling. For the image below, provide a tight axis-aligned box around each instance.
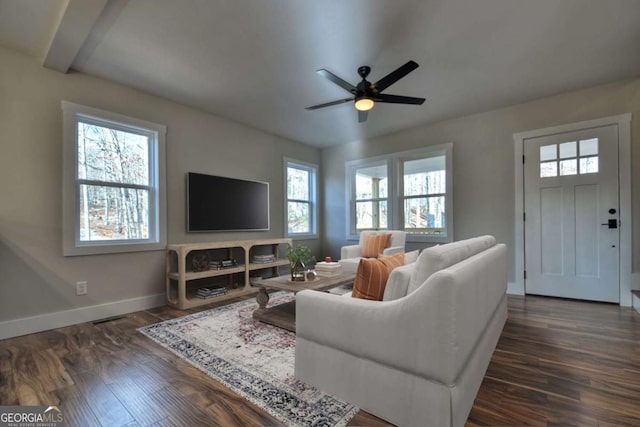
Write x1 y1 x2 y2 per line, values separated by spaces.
1 0 640 148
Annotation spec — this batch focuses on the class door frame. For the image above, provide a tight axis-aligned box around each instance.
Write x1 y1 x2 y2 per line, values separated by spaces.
513 113 632 306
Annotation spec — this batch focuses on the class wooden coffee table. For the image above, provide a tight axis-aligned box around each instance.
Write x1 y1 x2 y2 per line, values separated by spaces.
252 272 356 332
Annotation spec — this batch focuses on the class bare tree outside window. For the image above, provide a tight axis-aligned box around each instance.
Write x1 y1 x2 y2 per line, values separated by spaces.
403 156 446 235
346 145 452 243
354 165 388 231
286 161 317 236
77 121 151 241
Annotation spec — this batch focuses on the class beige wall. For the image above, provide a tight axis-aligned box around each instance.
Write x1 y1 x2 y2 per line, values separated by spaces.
322 77 640 287
2 40 637 330
0 46 320 324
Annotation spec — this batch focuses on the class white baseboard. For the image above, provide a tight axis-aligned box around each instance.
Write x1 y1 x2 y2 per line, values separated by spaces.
0 293 166 340
507 281 524 295
633 293 640 314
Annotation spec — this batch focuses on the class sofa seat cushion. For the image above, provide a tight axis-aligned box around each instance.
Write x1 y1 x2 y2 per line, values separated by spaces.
352 252 405 300
408 235 496 294
361 233 392 258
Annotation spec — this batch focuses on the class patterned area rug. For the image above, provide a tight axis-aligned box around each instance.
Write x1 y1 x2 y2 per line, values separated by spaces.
138 291 357 427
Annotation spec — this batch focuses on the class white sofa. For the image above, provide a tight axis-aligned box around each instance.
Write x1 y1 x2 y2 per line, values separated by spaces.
339 230 406 274
295 236 507 427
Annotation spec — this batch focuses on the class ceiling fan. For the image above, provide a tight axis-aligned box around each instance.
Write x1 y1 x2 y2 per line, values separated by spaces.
305 60 426 123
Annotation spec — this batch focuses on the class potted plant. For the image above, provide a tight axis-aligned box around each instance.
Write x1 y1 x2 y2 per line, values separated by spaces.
286 244 315 281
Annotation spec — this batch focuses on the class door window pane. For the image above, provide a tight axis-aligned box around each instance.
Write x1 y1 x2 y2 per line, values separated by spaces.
540 144 557 161
579 138 598 156
540 161 557 178
559 141 577 159
559 159 577 176
579 157 599 174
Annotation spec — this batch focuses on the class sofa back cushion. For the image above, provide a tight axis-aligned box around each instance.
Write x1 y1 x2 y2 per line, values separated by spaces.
403 249 419 264
408 235 496 294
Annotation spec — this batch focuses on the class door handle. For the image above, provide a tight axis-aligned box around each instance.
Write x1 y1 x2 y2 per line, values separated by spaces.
601 219 618 229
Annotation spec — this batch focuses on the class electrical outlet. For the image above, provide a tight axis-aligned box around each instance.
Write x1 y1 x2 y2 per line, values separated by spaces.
76 281 88 296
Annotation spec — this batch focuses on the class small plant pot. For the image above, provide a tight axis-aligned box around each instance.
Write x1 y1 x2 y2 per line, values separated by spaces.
290 261 306 281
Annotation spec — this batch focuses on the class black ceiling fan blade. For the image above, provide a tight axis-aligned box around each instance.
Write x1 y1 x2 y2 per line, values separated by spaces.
305 97 353 110
372 60 419 93
374 93 425 105
358 110 368 123
316 69 356 94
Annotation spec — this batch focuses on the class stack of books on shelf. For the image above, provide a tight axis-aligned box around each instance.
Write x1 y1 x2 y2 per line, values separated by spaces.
196 286 227 299
252 254 276 264
315 261 342 277
209 259 238 270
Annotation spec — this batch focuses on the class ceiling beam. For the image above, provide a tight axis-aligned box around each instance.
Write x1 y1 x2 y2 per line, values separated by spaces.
43 0 109 73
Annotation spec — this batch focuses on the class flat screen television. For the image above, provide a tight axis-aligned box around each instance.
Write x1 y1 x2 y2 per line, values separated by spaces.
187 172 270 232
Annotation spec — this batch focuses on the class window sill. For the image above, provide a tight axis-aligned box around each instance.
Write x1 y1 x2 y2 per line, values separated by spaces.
405 234 452 244
286 233 319 241
63 240 166 257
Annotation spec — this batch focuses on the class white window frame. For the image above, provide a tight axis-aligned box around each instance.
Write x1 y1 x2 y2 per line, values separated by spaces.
284 158 318 239
62 101 167 256
346 158 393 237
346 144 453 243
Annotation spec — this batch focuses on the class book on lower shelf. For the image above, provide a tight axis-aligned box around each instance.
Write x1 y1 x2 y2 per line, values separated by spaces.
252 254 276 264
196 286 228 299
208 259 238 270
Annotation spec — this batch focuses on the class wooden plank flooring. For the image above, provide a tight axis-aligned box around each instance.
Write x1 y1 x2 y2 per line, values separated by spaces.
1 294 639 426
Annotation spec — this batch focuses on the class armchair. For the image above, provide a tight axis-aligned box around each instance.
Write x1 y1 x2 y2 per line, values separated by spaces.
339 230 406 273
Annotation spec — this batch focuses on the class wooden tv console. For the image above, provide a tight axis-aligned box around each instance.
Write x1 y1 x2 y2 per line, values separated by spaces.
166 238 292 310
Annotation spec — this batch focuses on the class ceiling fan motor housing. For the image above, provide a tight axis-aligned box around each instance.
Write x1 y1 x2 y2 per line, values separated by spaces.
357 66 371 79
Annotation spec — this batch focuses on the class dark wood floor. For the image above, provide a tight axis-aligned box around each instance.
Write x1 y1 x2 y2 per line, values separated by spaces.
1 294 639 426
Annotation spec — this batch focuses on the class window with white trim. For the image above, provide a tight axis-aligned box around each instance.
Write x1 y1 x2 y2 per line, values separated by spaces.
353 161 389 231
62 101 167 256
401 155 447 236
347 144 453 243
285 159 318 238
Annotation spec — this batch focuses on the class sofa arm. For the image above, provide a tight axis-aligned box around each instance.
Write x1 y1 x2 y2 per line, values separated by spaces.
382 246 403 256
341 245 362 259
296 286 457 384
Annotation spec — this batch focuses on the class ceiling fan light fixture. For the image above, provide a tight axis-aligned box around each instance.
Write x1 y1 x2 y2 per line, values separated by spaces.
354 96 374 111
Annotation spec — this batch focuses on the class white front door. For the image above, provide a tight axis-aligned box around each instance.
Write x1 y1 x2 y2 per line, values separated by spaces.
524 125 619 302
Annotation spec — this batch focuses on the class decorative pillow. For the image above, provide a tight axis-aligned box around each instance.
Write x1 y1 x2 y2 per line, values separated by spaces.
352 252 405 300
361 233 392 258
404 249 419 264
